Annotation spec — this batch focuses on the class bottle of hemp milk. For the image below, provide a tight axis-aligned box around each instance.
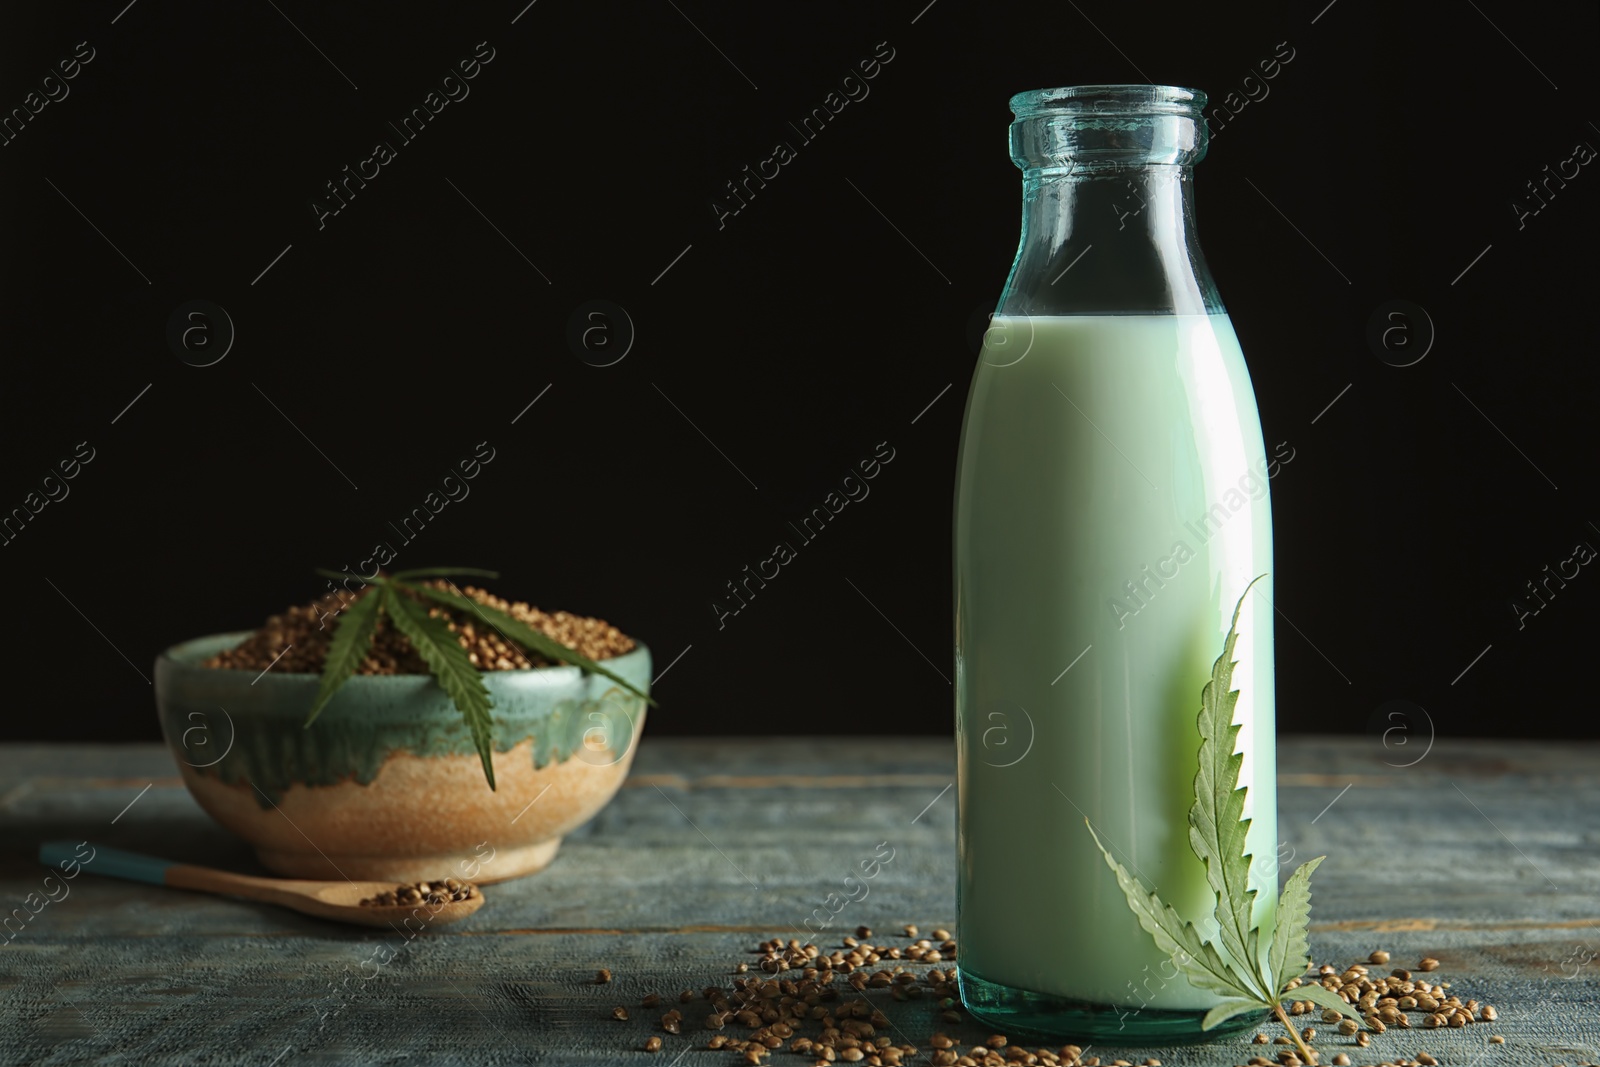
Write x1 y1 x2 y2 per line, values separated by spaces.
954 84 1277 1043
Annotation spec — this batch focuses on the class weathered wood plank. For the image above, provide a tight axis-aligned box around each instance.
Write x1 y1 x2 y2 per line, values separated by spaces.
2 928 1597 1065
2 737 1598 1065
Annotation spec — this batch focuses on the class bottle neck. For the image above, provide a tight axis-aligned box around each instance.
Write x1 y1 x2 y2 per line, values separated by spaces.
998 164 1223 317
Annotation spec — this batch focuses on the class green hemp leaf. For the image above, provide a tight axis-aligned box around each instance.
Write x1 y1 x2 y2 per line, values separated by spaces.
400 580 655 709
1086 575 1359 1063
302 584 382 727
384 583 499 790
304 568 652 789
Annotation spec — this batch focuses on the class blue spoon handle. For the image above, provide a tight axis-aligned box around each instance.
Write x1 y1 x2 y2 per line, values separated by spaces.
38 841 173 886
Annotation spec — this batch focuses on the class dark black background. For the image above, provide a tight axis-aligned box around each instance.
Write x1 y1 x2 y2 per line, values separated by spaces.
1 1 1594 743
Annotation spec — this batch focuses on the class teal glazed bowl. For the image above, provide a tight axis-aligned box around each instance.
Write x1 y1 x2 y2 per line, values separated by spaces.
155 632 650 884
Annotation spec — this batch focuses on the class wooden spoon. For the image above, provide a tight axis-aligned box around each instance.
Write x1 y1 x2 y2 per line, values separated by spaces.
38 841 486 928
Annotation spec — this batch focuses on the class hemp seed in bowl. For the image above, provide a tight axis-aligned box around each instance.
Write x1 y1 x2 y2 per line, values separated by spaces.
203 581 635 675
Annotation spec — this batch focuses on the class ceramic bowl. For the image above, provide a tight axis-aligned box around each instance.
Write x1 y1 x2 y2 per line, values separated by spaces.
154 632 649 884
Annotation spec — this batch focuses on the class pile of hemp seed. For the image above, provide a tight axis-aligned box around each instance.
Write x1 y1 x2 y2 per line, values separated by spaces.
203 580 634 675
599 932 1509 1067
358 878 478 908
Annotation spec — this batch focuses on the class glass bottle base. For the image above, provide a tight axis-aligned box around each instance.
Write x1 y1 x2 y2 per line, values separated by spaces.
957 967 1266 1045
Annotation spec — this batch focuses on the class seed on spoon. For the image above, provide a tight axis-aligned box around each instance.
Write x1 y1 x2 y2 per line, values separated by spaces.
359 878 479 907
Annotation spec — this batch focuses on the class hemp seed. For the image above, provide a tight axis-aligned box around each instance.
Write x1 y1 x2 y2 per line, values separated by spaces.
204 582 635 675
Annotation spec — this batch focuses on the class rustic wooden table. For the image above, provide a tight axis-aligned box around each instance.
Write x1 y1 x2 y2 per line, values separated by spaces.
1 737 1596 1066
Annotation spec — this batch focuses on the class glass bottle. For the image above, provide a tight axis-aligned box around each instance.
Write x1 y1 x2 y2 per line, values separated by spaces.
953 85 1278 1042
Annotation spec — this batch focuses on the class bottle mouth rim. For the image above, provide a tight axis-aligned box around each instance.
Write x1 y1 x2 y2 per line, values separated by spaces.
1010 84 1207 120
